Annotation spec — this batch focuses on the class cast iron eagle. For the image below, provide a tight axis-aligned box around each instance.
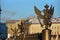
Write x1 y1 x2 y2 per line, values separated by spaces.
34 4 54 28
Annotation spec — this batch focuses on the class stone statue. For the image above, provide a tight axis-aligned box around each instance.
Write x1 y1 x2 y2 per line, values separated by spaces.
34 4 54 29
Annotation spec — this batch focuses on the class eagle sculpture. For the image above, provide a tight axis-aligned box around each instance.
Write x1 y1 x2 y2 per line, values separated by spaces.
34 4 54 29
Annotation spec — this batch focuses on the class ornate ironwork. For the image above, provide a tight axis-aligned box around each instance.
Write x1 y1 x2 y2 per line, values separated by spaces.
34 4 54 29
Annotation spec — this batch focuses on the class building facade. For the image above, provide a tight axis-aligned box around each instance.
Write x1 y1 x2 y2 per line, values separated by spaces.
6 17 60 40
28 17 60 40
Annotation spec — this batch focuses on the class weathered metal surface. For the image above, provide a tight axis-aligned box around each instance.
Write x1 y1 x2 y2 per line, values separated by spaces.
42 29 51 40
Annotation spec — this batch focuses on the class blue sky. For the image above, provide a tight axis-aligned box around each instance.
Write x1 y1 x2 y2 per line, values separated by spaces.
1 0 60 21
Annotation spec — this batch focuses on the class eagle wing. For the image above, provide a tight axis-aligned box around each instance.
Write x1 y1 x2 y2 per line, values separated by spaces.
34 6 44 19
50 5 54 17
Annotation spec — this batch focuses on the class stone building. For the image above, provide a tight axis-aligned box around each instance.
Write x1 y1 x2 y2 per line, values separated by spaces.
28 17 60 40
6 17 60 40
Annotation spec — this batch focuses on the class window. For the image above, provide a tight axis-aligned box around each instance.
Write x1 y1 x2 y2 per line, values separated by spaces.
55 32 56 35
55 27 56 29
51 31 53 34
